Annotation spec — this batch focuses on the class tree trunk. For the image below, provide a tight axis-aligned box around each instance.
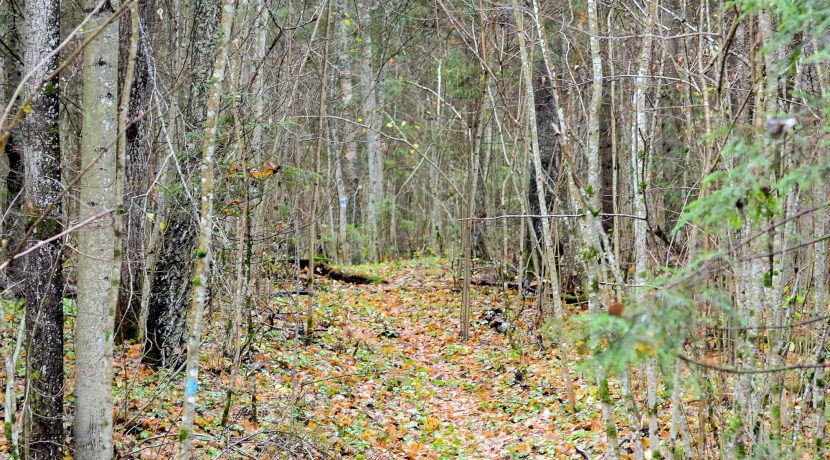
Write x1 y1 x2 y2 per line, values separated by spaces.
144 0 220 367
629 0 660 454
20 0 64 456
513 0 562 320
359 1 383 261
73 0 121 455
335 0 356 262
117 0 155 343
177 0 234 455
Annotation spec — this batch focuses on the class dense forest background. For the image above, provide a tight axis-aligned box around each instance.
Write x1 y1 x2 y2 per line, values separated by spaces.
2 0 830 458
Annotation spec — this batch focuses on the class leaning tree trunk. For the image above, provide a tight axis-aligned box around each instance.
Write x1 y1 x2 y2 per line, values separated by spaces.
178 0 234 455
20 0 64 457
144 0 220 367
73 0 123 456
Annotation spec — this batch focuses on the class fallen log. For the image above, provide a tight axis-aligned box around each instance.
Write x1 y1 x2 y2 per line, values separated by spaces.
295 259 387 285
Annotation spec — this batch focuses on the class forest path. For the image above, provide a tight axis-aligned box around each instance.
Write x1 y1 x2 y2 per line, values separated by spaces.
281 258 607 459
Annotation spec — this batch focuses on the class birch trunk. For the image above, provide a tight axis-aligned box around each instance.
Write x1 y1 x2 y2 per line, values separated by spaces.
630 0 660 454
335 0 355 261
586 0 625 456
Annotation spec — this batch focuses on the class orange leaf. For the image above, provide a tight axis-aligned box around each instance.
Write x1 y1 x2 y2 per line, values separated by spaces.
406 441 424 457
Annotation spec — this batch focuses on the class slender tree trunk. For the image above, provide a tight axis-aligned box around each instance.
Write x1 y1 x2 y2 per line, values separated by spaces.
0 4 10 221
178 0 234 455
20 0 64 456
430 59 444 254
583 1 628 457
221 43 252 427
2 9 23 456
335 0 355 262
359 1 382 261
73 0 123 456
306 0 332 341
629 0 660 454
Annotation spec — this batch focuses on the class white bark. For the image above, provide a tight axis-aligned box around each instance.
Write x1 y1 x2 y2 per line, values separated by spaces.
334 0 352 262
629 0 660 454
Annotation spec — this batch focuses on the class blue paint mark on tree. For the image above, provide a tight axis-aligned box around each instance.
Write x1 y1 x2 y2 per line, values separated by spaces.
185 379 198 397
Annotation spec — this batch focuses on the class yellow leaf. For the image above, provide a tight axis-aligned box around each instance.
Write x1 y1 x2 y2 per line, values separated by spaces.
250 168 274 180
23 104 32 114
385 122 393 128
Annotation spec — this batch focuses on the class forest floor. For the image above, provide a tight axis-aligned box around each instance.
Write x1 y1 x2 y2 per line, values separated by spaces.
4 258 671 458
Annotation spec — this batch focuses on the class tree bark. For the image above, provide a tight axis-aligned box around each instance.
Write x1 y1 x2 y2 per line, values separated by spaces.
144 0 220 367
20 0 64 456
117 0 155 343
73 0 121 455
335 0 356 262
178 0 234 455
359 0 383 261
629 0 660 453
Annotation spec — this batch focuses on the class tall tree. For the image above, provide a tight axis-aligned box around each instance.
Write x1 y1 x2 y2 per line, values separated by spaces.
629 0 660 453
334 0 355 262
359 0 383 261
73 0 121 455
20 0 64 457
